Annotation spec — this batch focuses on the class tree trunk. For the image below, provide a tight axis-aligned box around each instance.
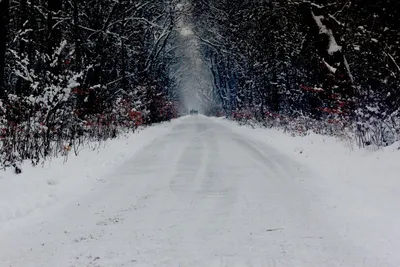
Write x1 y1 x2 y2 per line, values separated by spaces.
73 0 81 72
15 0 32 96
47 0 62 56
0 0 9 96
121 2 127 93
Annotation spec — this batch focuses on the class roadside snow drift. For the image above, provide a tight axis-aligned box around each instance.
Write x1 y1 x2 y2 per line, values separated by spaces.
0 118 182 226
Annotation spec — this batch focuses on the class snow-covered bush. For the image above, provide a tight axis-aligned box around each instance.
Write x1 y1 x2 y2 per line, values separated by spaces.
231 107 354 143
0 0 178 172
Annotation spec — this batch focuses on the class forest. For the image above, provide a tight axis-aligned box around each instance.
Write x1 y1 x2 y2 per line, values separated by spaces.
1 0 399 171
0 0 180 171
192 0 400 147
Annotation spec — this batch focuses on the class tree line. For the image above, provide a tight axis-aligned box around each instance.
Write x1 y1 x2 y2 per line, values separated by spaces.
191 0 400 147
0 0 179 171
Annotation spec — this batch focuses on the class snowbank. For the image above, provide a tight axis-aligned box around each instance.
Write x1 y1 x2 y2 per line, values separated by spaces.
0 118 182 225
215 117 400 198
247 122 400 230
214 117 400 261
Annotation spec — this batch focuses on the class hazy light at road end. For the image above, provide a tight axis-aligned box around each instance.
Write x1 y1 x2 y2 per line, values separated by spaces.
180 27 194 37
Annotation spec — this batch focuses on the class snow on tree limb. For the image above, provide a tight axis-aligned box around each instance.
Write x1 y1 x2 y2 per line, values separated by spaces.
385 52 400 74
322 58 337 73
311 11 342 55
343 56 354 83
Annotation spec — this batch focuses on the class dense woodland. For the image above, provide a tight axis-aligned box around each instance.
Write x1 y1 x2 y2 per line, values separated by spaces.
192 0 400 147
0 0 399 171
0 0 179 170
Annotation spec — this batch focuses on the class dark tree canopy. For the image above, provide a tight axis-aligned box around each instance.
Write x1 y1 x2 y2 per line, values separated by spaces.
0 0 180 170
190 0 400 146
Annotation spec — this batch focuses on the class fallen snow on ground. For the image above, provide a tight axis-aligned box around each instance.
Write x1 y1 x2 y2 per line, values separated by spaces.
215 117 400 199
1 116 400 266
215 116 400 264
0 119 181 225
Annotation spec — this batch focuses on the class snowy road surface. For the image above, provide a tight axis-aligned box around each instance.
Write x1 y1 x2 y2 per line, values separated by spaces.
1 116 399 267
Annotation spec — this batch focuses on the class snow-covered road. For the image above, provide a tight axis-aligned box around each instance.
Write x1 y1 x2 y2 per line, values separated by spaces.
1 116 399 267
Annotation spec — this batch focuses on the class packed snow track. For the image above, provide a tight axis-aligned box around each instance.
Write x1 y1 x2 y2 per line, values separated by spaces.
0 116 398 267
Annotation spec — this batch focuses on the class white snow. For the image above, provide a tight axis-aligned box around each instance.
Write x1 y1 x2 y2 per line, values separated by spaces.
180 27 194 36
0 119 180 225
50 40 68 67
328 14 344 26
312 11 342 55
302 0 324 8
322 58 337 73
1 116 400 266
385 52 400 73
310 3 323 8
344 55 355 83
313 87 324 91
216 117 400 264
